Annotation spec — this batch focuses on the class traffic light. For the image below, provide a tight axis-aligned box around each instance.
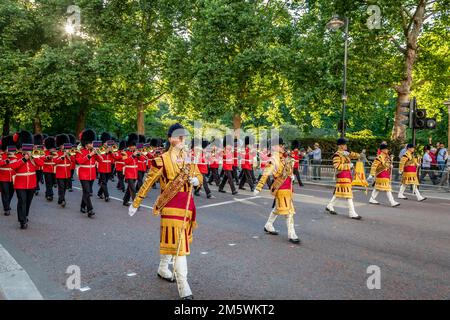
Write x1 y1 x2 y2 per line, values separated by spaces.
399 99 414 129
413 107 437 129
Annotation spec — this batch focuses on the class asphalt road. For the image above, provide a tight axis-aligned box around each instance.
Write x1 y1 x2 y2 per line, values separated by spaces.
0 178 449 300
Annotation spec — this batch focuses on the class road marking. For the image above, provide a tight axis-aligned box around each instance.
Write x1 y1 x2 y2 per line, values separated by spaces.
228 243 236 246
79 286 91 292
198 196 262 209
252 236 259 239
0 245 43 300
201 252 208 255
126 273 137 277
72 187 153 209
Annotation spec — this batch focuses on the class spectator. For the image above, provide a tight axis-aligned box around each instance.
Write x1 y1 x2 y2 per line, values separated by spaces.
301 148 309 176
399 144 407 159
439 154 450 191
437 143 448 177
420 146 439 185
308 143 322 180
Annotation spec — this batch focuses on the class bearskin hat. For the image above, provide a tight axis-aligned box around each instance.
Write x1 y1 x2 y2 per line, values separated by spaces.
291 139 300 150
127 133 138 147
1 135 14 152
56 134 69 148
119 140 126 150
223 135 233 147
270 136 284 147
379 143 388 150
80 129 96 147
34 133 43 146
14 130 33 149
100 132 112 144
337 138 347 146
138 134 146 143
42 133 48 139
150 138 158 147
202 140 209 149
44 136 56 150
244 136 255 146
67 134 76 145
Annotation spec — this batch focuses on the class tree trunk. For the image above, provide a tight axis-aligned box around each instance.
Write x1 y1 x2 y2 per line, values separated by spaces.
137 101 145 135
33 116 42 134
2 108 11 136
233 113 242 138
391 0 426 142
75 105 88 137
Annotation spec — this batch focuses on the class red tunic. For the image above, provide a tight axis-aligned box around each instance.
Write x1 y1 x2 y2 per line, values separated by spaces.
9 155 44 189
42 150 56 173
54 151 72 179
123 151 139 180
137 153 147 172
222 148 234 171
241 147 255 170
97 152 114 173
75 149 97 181
113 152 125 173
0 153 14 182
291 150 301 169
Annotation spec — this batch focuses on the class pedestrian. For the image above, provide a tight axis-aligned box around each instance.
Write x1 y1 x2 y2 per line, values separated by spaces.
308 143 322 180
419 146 439 185
437 143 448 177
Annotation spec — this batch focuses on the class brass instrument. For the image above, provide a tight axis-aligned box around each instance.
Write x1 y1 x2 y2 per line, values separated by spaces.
95 146 107 155
31 149 44 158
111 144 118 153
270 156 294 194
375 153 392 176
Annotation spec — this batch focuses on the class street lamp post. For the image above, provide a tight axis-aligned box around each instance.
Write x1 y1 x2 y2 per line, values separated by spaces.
327 15 349 138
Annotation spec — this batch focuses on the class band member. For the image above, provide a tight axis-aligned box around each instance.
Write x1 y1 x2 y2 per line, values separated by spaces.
253 137 300 244
325 138 362 220
67 134 77 192
128 123 202 300
398 143 426 201
76 129 98 218
232 139 240 184
43 136 56 201
193 139 212 198
122 133 140 206
291 140 304 187
207 144 221 186
238 136 256 191
368 144 400 207
218 136 238 195
9 131 44 229
136 134 147 192
114 140 126 192
97 132 114 202
54 134 72 208
0 136 15 216
33 134 44 195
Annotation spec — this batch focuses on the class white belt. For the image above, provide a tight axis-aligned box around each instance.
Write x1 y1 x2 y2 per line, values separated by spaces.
0 168 12 171
56 164 71 167
102 160 112 163
115 162 124 165
15 172 36 177
79 165 96 169
44 162 54 165
124 165 137 169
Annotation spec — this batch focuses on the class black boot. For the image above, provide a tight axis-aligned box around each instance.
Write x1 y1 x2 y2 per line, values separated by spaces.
87 210 95 218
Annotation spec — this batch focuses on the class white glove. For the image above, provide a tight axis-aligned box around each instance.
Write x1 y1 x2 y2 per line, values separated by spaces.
190 177 200 187
128 204 138 217
350 163 354 169
291 174 295 180
368 175 374 182
253 189 260 196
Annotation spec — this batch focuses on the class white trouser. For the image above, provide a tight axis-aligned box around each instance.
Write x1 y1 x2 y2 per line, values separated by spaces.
173 255 192 298
264 210 278 232
347 199 359 218
286 214 298 240
370 190 380 203
398 184 407 198
412 185 425 201
158 254 173 279
327 196 337 211
386 191 399 206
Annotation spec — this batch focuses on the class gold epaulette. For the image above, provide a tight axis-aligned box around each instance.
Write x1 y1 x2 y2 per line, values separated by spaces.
153 156 163 167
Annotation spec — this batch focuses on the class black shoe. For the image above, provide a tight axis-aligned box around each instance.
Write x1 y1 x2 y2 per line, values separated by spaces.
264 227 279 235
80 208 87 214
351 215 362 220
61 200 66 208
68 188 73 192
20 222 28 230
289 238 301 244
250 188 255 192
97 194 104 199
4 210 11 216
207 193 212 199
181 295 194 300
218 189 226 193
123 202 131 206
105 197 110 202
157 273 175 283
34 191 39 196
232 191 238 195
46 196 53 202
87 210 95 218
239 187 246 190
194 191 200 197
326 207 337 215
299 183 304 187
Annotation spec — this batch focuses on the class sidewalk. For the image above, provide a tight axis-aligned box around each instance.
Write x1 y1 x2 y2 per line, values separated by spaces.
0 244 43 300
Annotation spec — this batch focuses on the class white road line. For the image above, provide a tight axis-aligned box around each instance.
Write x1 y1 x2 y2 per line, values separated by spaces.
72 187 153 209
0 244 43 300
197 196 262 209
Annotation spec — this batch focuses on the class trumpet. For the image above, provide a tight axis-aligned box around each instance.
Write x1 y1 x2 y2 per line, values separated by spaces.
95 146 107 155
111 144 118 153
31 149 45 158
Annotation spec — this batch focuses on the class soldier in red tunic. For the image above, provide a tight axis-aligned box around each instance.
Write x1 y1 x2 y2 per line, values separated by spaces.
290 140 304 187
238 136 256 192
97 132 114 202
113 140 127 192
42 136 57 201
9 131 45 229
54 134 72 208
0 135 15 216
218 135 238 195
67 134 77 192
122 133 144 206
33 133 44 196
136 134 147 192
75 129 98 218
193 139 212 198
